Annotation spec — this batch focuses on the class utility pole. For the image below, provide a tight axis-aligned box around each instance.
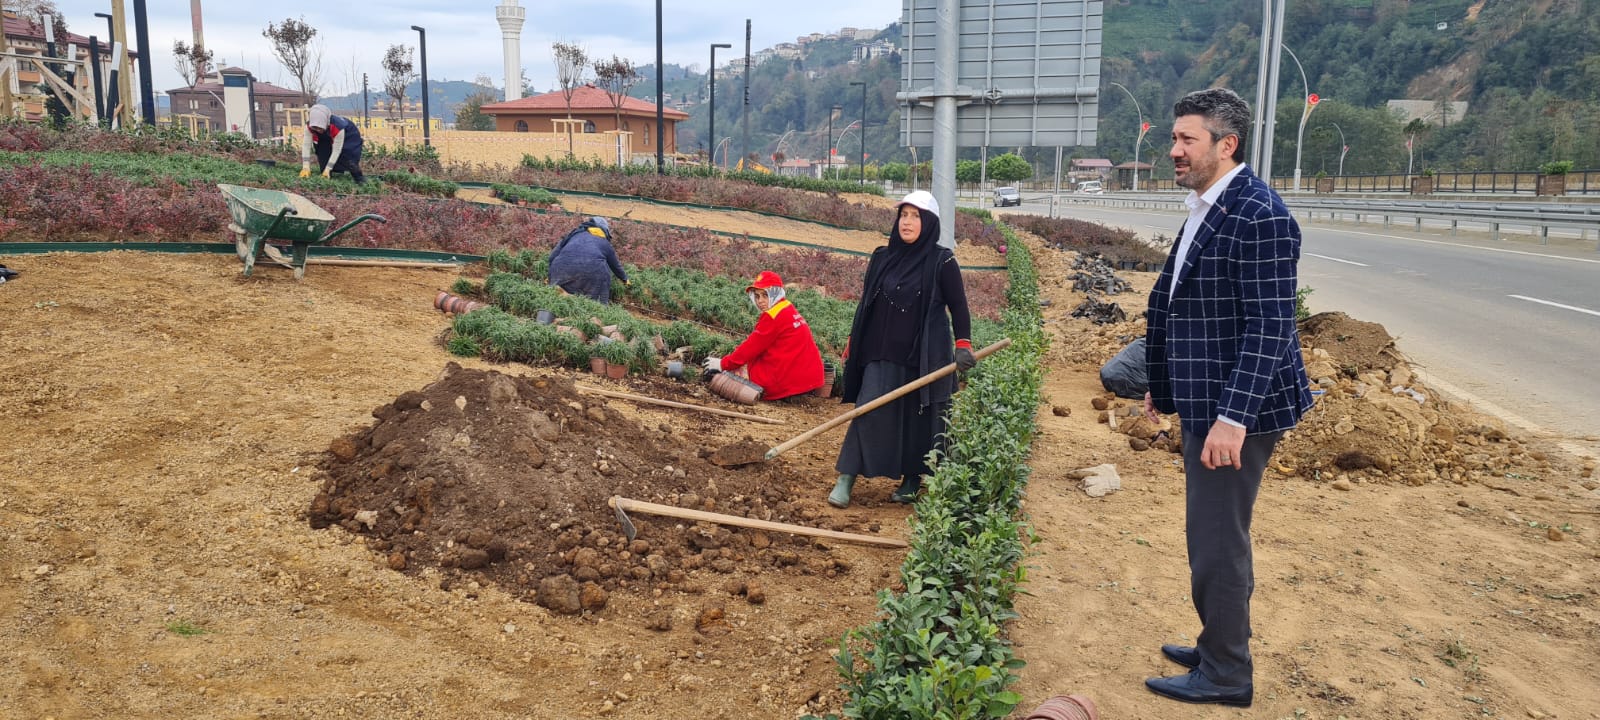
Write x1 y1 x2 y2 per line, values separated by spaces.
411 26 430 146
741 19 750 169
709 43 730 168
362 73 369 127
0 0 13 120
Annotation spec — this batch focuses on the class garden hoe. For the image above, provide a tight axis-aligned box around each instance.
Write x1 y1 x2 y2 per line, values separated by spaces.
707 337 1011 468
608 495 907 548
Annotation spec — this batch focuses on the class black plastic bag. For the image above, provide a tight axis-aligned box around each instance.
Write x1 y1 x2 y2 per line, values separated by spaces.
1100 337 1148 399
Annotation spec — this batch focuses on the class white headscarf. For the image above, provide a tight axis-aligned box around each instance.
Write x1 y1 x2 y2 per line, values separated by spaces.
308 104 332 129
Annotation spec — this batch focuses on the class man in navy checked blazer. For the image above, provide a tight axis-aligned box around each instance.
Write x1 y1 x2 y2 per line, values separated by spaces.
1141 88 1313 708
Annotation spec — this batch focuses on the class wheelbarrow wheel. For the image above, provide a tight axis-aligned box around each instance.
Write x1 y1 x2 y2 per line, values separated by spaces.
228 223 251 261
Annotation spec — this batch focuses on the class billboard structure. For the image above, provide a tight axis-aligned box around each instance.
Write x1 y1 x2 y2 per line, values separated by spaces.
900 0 1102 146
898 0 1103 244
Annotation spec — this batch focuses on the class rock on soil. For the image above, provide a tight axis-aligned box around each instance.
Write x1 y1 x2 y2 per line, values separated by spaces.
310 363 847 610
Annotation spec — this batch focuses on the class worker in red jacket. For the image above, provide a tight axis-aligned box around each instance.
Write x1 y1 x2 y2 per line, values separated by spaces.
703 271 826 401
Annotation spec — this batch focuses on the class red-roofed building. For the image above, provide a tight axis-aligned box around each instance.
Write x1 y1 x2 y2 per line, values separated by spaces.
167 67 313 139
480 84 689 153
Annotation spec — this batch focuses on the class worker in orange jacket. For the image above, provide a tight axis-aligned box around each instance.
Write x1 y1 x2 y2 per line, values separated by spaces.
703 271 826 401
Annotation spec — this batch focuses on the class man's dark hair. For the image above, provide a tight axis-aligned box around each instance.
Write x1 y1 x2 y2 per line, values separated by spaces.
1173 88 1251 163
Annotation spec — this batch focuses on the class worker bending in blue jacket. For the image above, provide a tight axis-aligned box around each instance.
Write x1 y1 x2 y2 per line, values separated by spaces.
548 216 629 304
300 104 366 183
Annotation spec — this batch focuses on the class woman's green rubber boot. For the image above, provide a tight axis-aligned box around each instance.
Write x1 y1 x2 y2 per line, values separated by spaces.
827 474 855 508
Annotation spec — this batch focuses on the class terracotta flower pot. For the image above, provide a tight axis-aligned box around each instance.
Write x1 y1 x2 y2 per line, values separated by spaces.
604 362 629 379
590 356 607 375
1023 695 1098 720
709 371 763 405
434 292 484 315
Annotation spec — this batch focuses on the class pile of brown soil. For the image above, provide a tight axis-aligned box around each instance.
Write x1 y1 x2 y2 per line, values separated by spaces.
1281 313 1548 486
310 363 856 615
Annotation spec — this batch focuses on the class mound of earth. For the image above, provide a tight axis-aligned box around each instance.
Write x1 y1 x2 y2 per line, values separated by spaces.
310 362 855 615
1046 293 1552 488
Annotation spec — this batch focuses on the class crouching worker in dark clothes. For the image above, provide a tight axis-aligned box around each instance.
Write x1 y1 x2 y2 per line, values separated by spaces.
300 104 366 183
827 190 974 508
702 271 826 401
548 216 629 304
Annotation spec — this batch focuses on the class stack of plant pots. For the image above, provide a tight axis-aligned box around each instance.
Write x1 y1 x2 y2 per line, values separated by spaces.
709 372 763 405
814 360 837 398
434 291 486 315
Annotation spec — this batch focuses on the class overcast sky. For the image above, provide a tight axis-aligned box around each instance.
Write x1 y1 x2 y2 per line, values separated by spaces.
49 0 900 97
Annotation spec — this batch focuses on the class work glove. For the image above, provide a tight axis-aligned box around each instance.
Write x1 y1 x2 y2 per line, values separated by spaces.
299 162 311 179
702 357 722 373
954 345 976 372
321 168 332 178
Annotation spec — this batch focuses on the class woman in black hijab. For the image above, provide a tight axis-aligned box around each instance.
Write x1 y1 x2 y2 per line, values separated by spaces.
828 191 974 508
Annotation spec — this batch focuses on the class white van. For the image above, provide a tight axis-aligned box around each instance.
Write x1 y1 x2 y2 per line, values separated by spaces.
1076 181 1104 194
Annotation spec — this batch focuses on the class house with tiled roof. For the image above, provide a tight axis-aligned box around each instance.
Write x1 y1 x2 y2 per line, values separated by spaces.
480 84 689 154
166 67 313 138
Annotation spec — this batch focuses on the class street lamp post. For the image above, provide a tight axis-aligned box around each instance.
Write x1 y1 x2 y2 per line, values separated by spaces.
1330 122 1348 177
849 81 866 185
709 43 731 168
835 120 859 181
410 25 430 147
1281 43 1315 192
1108 81 1145 191
828 104 841 179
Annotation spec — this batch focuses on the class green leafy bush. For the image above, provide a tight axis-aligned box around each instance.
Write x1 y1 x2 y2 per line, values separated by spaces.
380 170 460 198
492 183 558 206
1540 160 1574 175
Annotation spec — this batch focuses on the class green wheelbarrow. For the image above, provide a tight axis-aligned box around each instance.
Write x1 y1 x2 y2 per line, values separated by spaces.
218 183 387 280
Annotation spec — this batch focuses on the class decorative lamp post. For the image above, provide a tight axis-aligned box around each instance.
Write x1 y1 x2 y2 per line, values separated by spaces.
1280 43 1315 192
709 43 731 168
849 81 866 185
1108 81 1144 191
1330 122 1348 177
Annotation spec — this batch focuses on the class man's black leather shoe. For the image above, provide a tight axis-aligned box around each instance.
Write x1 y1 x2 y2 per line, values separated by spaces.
1145 670 1253 707
1161 644 1200 669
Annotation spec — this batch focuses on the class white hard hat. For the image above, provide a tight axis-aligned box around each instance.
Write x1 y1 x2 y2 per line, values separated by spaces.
896 190 940 219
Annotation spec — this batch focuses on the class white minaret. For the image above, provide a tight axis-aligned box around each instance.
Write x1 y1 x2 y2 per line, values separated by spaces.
496 0 526 101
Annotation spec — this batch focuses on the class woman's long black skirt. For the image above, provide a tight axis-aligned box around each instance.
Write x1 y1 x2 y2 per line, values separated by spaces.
834 360 950 482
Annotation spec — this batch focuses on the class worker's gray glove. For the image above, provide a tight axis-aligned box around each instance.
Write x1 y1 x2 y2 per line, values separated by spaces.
702 357 722 373
954 346 976 372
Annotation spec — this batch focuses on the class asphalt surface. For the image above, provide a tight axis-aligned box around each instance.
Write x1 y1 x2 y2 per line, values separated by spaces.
980 193 1600 450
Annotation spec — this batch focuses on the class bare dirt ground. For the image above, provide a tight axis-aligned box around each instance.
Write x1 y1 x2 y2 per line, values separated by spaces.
2 205 1598 720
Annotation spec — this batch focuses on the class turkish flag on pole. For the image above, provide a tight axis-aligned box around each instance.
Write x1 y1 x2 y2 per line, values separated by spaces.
1406 137 1413 149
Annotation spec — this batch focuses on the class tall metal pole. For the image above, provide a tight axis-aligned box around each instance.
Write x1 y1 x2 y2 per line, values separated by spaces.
654 0 665 172
132 0 155 124
1281 43 1309 192
362 73 369 127
1260 0 1286 184
850 81 866 185
1331 122 1347 176
411 26 430 146
1109 81 1142 191
740 19 750 169
931 0 959 248
710 43 730 168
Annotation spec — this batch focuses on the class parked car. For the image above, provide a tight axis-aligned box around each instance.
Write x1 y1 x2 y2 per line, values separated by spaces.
1076 181 1104 195
993 186 1022 207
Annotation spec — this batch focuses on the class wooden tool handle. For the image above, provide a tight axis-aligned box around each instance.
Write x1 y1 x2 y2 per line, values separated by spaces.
608 496 908 548
578 385 783 424
764 337 1011 461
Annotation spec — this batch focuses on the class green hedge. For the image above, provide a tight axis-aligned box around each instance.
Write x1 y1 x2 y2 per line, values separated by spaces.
819 222 1045 720
0 149 376 194
520 153 883 196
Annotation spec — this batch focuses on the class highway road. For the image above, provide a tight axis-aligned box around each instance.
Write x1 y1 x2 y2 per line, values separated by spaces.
982 193 1600 453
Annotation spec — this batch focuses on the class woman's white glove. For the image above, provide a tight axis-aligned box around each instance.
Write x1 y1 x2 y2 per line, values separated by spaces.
702 357 722 372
